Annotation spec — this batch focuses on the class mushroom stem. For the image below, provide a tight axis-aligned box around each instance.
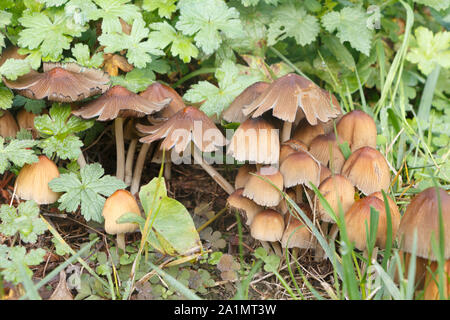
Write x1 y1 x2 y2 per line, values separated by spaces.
260 240 274 255
130 142 155 196
314 221 329 262
192 145 234 195
271 241 283 257
281 121 293 142
164 161 172 180
125 138 138 186
115 117 125 181
77 152 87 169
116 233 126 252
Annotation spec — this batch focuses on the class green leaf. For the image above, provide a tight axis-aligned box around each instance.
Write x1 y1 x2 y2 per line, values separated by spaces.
39 0 68 6
12 95 46 114
35 103 94 160
0 85 13 110
322 34 356 71
99 18 164 68
142 0 177 18
139 177 167 216
0 201 47 243
322 7 373 56
413 0 449 11
0 10 12 53
184 60 262 117
0 245 46 285
149 21 198 63
176 0 242 55
18 10 86 60
267 1 319 46
0 58 31 80
0 137 38 174
65 43 104 68
91 0 141 34
406 26 450 75
49 163 127 222
64 0 97 26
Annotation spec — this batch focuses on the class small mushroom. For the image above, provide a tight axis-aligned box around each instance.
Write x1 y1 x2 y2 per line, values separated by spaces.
227 116 280 165
73 85 170 181
317 175 355 224
242 166 284 207
102 189 141 251
243 73 341 141
221 81 270 123
4 62 110 102
227 188 263 226
309 133 345 174
250 209 285 255
292 118 325 147
341 146 390 195
397 187 449 299
140 82 185 121
14 155 60 205
0 110 19 138
281 215 314 251
279 139 308 164
336 110 377 152
234 164 256 190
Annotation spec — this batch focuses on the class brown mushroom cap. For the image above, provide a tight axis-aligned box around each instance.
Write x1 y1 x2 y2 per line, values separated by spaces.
227 188 263 225
137 106 227 153
243 73 341 125
309 133 345 173
317 175 355 223
292 118 325 147
319 165 332 184
140 82 185 119
341 146 390 195
234 164 256 190
4 63 110 102
243 166 284 207
279 139 308 164
227 117 279 164
14 155 60 205
398 187 450 261
345 195 399 251
0 110 19 138
281 215 314 249
0 46 27 67
280 150 320 189
336 110 377 152
102 189 141 235
222 81 270 123
72 85 169 121
277 189 297 215
250 209 285 242
423 259 450 300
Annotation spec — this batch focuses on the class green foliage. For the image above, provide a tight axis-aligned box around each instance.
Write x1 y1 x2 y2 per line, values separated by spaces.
48 163 127 223
0 201 47 243
91 0 141 34
12 95 46 114
34 103 94 160
65 43 104 68
0 137 38 174
142 0 177 19
0 10 12 53
0 245 46 284
0 85 14 110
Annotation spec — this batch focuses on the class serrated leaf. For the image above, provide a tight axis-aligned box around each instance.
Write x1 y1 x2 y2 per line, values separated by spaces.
0 245 46 284
142 0 177 18
0 58 31 80
65 43 104 68
0 137 38 174
91 0 141 34
0 85 13 110
176 0 242 55
49 163 127 222
267 1 319 46
413 0 449 11
322 7 373 56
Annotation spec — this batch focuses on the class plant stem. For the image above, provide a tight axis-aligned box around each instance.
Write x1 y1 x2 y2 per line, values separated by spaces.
125 138 137 186
172 67 217 89
130 142 154 196
192 145 234 195
115 117 125 181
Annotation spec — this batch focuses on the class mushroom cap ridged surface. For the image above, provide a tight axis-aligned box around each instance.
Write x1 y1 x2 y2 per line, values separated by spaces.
222 81 270 123
72 85 169 121
137 106 227 153
277 189 297 215
16 109 37 133
341 146 390 195
139 82 185 119
242 73 341 124
234 164 256 190
336 110 377 152
4 63 110 102
344 195 399 251
0 110 19 138
279 139 308 164
397 187 450 260
309 133 345 174
14 155 60 204
317 175 355 223
243 166 284 207
423 260 450 300
281 216 314 249
227 117 279 164
102 189 141 235
250 209 285 242
227 188 263 225
370 191 401 222
280 150 320 189
292 118 325 147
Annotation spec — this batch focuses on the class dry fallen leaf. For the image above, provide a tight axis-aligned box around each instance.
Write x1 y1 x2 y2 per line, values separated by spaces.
48 270 73 300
